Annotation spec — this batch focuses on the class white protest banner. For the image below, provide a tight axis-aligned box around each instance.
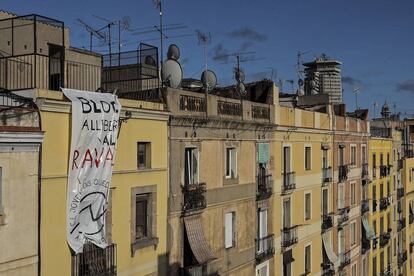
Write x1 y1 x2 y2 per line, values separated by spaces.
63 88 121 254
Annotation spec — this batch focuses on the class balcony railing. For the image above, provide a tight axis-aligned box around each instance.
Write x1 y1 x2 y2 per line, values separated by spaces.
281 225 298 248
398 218 406 231
362 238 370 254
362 163 369 179
322 167 333 185
255 234 275 263
403 144 414 158
380 165 391 178
182 183 207 213
397 187 405 199
339 250 351 270
282 172 296 194
256 174 273 201
321 262 335 276
380 231 391 247
372 238 378 250
361 199 370 215
398 250 408 265
372 199 377 212
71 243 117 276
380 198 390 211
338 207 350 226
338 165 348 182
322 214 333 231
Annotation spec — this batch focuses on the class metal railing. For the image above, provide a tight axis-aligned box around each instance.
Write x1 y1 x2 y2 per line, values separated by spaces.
380 165 391 178
255 234 275 263
361 199 369 215
403 144 414 158
339 250 351 270
380 198 389 211
362 163 369 179
322 167 332 185
252 105 270 119
321 262 335 276
380 264 392 276
71 243 117 276
182 183 207 212
380 231 391 247
256 174 273 201
282 172 296 194
281 225 298 248
398 218 406 231
398 250 408 265
338 207 350 225
397 159 403 171
397 187 405 199
179 95 206 112
338 165 348 182
322 214 333 231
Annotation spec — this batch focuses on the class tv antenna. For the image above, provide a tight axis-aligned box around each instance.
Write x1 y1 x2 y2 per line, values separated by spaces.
196 30 212 77
296 50 310 79
76 19 106 51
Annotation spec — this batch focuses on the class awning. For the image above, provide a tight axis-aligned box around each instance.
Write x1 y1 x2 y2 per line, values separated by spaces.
283 249 294 264
322 232 340 270
184 215 215 264
362 218 375 239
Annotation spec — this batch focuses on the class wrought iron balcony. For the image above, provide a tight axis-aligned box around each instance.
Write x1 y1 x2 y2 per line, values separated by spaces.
410 214 414 224
339 250 351 270
403 144 414 158
322 214 333 231
321 262 335 276
380 165 391 178
182 182 207 213
380 231 391 247
362 163 369 179
398 218 406 231
361 199 369 215
380 198 390 211
256 174 273 201
372 238 378 250
282 172 296 194
281 225 298 248
71 243 117 276
255 234 275 264
338 207 350 226
338 165 348 182
398 250 408 265
362 237 370 254
372 199 377 212
322 167 333 185
397 187 405 199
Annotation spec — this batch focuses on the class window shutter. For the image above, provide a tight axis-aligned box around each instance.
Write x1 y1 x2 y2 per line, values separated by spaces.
259 209 268 238
231 149 237 178
192 149 198 184
225 212 233 248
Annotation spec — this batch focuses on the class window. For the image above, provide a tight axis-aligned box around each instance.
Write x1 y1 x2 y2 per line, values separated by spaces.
185 148 198 185
322 189 328 215
305 193 311 220
305 146 311 170
350 222 356 245
351 182 356 205
137 142 151 169
350 145 356 166
305 244 311 273
362 145 367 164
351 263 357 276
373 256 377 276
339 146 345 166
394 238 397 256
373 220 377 236
131 185 158 254
338 183 344 209
225 212 235 248
258 209 268 252
225 148 237 179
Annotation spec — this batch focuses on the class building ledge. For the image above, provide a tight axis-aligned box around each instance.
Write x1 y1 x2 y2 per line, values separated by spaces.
131 237 159 256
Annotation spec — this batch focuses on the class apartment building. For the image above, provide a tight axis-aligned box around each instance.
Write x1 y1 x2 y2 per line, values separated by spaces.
0 91 43 275
166 81 276 276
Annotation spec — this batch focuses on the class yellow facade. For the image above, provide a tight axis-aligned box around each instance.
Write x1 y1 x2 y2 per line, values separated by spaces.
37 89 169 276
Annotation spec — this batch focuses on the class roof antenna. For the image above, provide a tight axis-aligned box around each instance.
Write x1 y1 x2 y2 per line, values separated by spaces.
196 30 212 77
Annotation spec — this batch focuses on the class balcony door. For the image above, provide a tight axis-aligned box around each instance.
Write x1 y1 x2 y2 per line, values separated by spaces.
258 209 268 252
48 44 64 91
283 199 291 229
322 189 328 216
339 146 345 166
322 149 328 169
283 146 291 173
184 148 198 186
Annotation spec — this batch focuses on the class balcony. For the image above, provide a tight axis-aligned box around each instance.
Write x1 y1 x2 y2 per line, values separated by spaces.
256 174 273 201
362 238 370 254
372 238 378 250
339 250 351 270
398 250 408 265
372 199 377 212
403 144 414 158
380 231 391 247
255 234 275 264
281 172 296 194
410 214 414 224
398 218 406 231
71 243 117 276
361 199 370 215
182 183 207 213
321 262 335 276
322 214 333 231
362 163 369 179
322 167 333 185
281 225 298 248
380 198 390 211
397 187 405 199
380 165 391 178
338 207 350 226
338 165 349 182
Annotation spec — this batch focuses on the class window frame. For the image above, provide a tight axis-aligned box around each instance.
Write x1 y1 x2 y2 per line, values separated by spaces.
350 221 356 246
225 147 237 179
137 142 151 169
350 144 357 166
304 145 312 171
304 243 311 274
225 211 236 249
184 147 199 186
350 182 356 205
304 192 312 221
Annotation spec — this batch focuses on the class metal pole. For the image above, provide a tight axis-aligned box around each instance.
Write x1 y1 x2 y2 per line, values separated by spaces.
118 20 121 66
159 0 163 66
108 24 112 67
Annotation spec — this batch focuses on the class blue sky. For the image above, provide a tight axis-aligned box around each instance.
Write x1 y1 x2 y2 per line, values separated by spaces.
2 0 414 117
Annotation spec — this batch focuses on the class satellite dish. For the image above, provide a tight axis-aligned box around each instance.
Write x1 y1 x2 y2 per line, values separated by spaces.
167 44 180 60
234 68 245 82
236 82 246 95
162 59 183 88
201 70 217 91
